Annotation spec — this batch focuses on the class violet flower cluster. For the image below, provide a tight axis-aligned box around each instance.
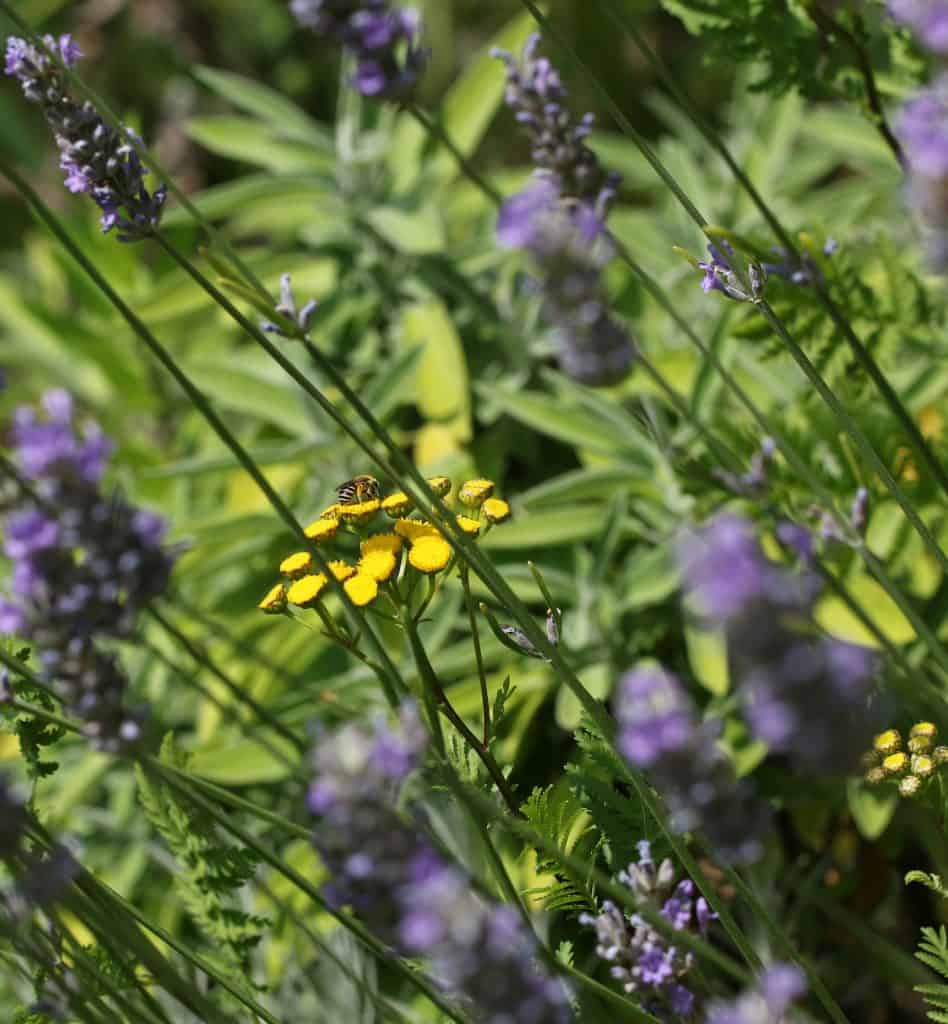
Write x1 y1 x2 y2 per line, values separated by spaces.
0 391 175 749
494 36 634 387
4 35 166 241
896 75 948 269
617 665 771 864
679 515 878 775
706 963 807 1024
0 774 76 924
580 841 713 1020
289 0 426 100
889 1 948 55
308 707 571 1023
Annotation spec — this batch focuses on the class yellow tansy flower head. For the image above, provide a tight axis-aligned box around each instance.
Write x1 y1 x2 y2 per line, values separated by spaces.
911 721 938 742
320 503 341 519
409 535 452 574
287 573 328 607
337 498 380 524
344 573 378 606
328 559 356 581
361 532 403 557
258 583 287 614
382 491 413 517
911 754 934 779
304 517 339 543
935 746 948 765
455 514 481 536
426 476 451 498
909 734 934 754
899 775 922 798
395 518 440 543
873 729 901 757
482 497 511 524
459 478 494 507
881 751 909 777
359 549 398 582
279 551 313 579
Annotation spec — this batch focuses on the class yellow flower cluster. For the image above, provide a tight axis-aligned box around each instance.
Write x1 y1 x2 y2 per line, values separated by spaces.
863 723 948 798
257 475 513 614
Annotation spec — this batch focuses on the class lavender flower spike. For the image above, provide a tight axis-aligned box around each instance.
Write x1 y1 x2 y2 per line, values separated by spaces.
580 841 714 1017
289 1 427 101
4 34 166 241
707 963 807 1024
616 665 771 864
309 707 571 1022
1 391 176 749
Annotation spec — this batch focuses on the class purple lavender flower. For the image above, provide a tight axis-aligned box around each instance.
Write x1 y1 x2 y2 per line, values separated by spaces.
308 708 571 1022
679 515 879 774
1 392 176 749
706 963 807 1024
697 242 761 302
714 437 776 497
493 34 620 210
616 667 772 864
261 273 319 336
896 76 948 270
289 1 426 101
580 842 713 1017
4 35 166 241
497 180 635 386
888 1 948 54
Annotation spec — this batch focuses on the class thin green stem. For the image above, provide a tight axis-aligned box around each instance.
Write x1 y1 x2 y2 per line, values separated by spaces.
460 566 492 744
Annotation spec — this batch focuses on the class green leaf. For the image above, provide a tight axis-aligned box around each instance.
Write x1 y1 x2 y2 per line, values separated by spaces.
400 299 471 439
620 543 680 612
193 66 332 146
816 574 916 647
190 733 299 784
365 202 446 254
684 618 729 696
847 778 898 840
185 117 333 173
906 871 948 900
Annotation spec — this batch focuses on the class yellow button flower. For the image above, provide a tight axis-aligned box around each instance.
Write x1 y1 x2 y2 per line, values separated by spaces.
426 476 451 497
455 514 481 536
899 775 922 798
287 573 328 607
912 754 934 779
381 491 413 517
338 498 380 523
258 583 287 614
458 478 494 507
909 734 933 754
304 517 339 543
327 559 356 581
344 573 378 606
881 752 909 776
394 518 441 543
279 551 313 579
409 535 452 573
911 721 938 741
864 766 885 785
935 746 948 765
873 729 901 756
320 503 341 519
361 532 403 556
359 549 398 582
483 498 511 524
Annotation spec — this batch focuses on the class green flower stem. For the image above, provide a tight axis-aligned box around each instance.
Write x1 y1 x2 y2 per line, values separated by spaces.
721 866 851 1024
404 612 524 816
147 606 306 754
521 0 948 543
152 766 472 1024
459 566 492 744
0 157 405 713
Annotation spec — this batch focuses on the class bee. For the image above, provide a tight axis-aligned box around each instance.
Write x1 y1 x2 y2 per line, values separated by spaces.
336 474 380 505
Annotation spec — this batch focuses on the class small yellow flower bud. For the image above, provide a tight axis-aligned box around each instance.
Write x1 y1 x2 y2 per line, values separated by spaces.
911 722 938 742
881 752 909 776
482 497 511 524
934 746 948 766
279 551 313 579
912 754 934 779
899 775 922 798
426 476 452 497
873 729 902 756
344 573 378 607
258 583 287 614
304 517 339 543
381 491 413 517
864 766 886 785
455 514 481 536
909 735 934 754
458 478 494 507
287 573 328 607
860 750 881 771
